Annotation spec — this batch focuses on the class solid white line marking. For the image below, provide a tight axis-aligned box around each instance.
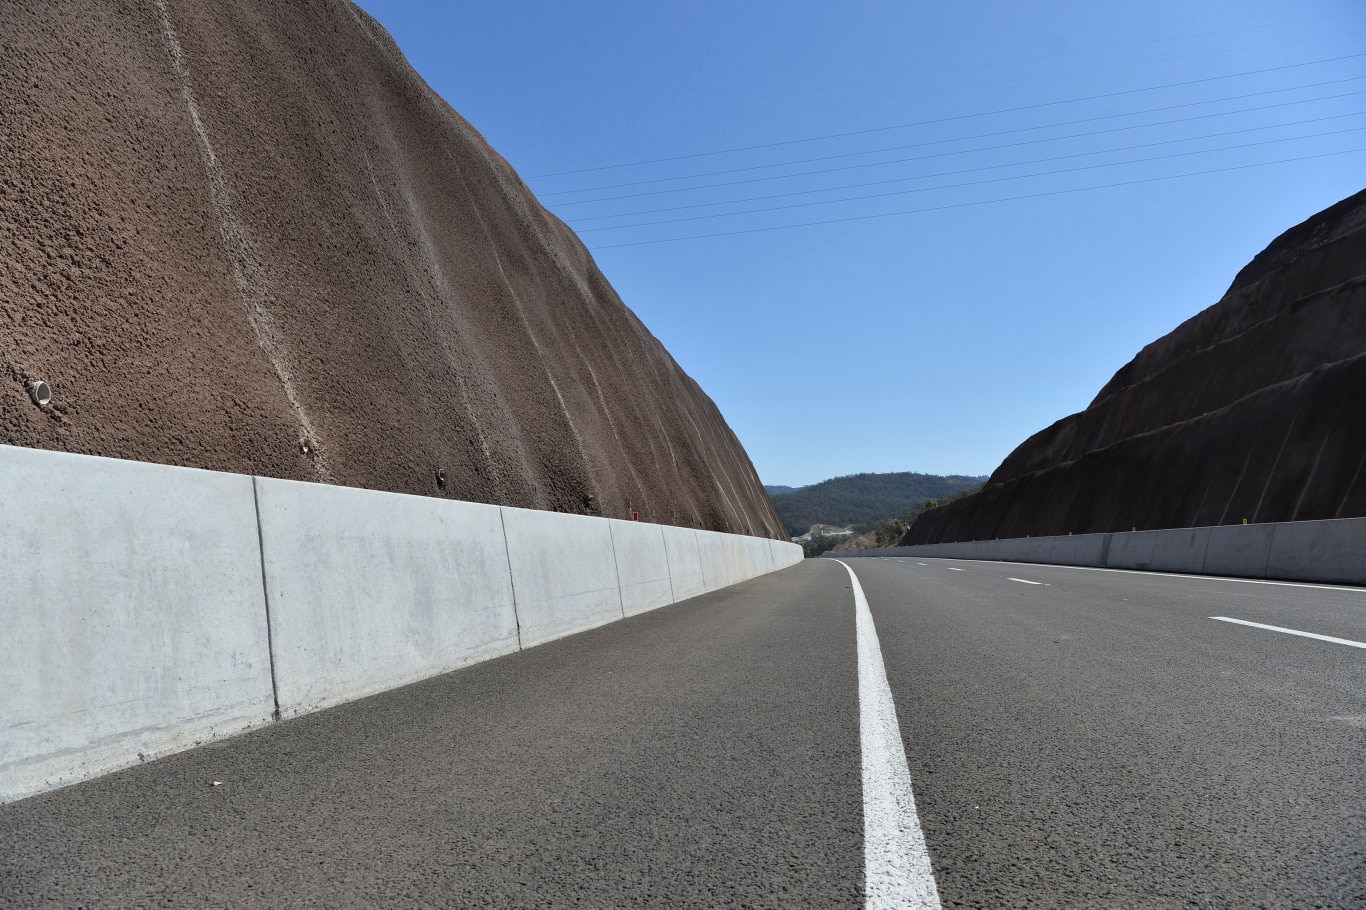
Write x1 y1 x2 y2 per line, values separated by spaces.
834 560 942 909
1211 617 1366 650
1008 577 1045 585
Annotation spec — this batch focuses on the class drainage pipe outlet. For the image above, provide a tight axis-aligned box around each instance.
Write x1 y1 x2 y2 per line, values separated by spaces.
28 380 51 407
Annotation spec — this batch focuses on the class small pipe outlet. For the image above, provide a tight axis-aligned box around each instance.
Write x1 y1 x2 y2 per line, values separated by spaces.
28 380 51 407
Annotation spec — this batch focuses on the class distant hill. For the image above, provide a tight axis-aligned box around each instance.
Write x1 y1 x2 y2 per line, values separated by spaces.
769 472 987 538
764 484 802 497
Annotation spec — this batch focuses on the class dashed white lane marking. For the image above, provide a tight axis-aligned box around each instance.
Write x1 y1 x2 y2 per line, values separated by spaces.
1211 617 1366 650
916 563 928 566
946 567 964 572
940 559 1365 594
834 560 942 910
1008 577 1046 585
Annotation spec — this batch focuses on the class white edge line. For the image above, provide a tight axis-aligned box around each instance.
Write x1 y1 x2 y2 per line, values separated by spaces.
833 559 941 910
1210 616 1366 650
904 558 1364 595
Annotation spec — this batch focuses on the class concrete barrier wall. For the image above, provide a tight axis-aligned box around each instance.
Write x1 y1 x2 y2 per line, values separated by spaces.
502 506 625 648
0 447 276 804
1264 519 1366 585
1148 527 1210 574
722 529 753 588
1105 530 1156 570
695 528 734 592
255 477 520 718
661 525 707 600
830 518 1366 586
608 519 676 617
1202 523 1276 579
1 443 801 803
775 536 802 571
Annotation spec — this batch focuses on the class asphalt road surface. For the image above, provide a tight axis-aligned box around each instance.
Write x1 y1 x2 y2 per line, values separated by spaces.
2 557 1363 907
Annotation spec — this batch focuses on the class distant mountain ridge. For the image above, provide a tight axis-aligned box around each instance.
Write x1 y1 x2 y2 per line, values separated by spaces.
769 472 986 538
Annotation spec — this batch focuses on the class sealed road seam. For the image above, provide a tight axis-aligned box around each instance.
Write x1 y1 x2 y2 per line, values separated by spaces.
1210 616 1366 650
834 560 942 910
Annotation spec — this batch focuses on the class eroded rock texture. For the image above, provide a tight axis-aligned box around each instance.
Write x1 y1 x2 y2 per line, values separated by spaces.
0 0 783 536
906 188 1366 544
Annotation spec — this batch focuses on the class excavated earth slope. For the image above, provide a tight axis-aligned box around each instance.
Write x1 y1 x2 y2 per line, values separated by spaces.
0 0 783 537
906 188 1366 544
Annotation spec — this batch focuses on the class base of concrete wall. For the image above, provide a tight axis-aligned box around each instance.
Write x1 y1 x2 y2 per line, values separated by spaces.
829 518 1366 587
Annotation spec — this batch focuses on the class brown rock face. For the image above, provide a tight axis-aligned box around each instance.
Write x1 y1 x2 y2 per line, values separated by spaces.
0 0 783 537
905 188 1366 544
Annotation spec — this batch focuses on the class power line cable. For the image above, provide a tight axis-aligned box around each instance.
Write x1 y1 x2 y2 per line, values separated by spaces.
541 77 1366 200
567 108 1366 224
551 82 1366 207
489 11 1364 142
504 26 1366 155
527 52 1366 179
589 146 1366 249
579 125 1366 232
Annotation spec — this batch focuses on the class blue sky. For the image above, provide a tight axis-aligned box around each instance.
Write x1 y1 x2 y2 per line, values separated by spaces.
354 0 1365 487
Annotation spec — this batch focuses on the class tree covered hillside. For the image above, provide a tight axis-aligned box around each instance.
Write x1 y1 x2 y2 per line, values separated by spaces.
769 472 986 538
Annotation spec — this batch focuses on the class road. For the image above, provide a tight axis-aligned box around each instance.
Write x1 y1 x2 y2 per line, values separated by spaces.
2 557 1364 907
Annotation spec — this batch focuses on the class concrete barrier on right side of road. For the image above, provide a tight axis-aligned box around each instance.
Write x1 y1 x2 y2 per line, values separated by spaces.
971 539 1002 561
255 477 520 718
1148 527 1210 574
1202 523 1277 579
0 446 275 804
831 518 1364 586
501 506 625 648
1042 536 1072 564
1058 533 1108 566
1264 519 1366 585
1106 529 1159 570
